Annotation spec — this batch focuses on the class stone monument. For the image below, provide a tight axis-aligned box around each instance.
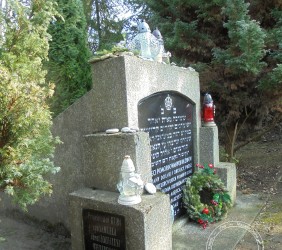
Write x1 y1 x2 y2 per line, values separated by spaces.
69 55 236 249
69 55 202 250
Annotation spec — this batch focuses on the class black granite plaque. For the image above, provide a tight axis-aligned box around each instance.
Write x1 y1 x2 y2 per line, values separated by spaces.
83 210 125 250
138 91 194 217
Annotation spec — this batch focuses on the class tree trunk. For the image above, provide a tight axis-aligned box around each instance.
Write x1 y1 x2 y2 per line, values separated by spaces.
234 112 282 152
94 0 102 50
224 112 282 162
82 0 95 28
224 123 237 162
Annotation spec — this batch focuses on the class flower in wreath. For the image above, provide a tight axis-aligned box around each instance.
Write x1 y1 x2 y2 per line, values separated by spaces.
183 163 232 229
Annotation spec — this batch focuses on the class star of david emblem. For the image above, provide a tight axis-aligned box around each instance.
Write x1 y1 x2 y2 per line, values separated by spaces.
165 95 173 110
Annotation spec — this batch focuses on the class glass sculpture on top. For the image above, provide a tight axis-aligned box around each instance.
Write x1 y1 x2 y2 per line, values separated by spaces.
127 20 160 60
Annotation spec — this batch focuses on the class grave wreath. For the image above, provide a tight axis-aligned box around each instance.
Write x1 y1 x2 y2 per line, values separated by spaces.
183 164 232 229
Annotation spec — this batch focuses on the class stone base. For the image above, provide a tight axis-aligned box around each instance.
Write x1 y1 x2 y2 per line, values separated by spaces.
202 122 216 127
118 194 141 205
215 162 237 205
69 188 172 250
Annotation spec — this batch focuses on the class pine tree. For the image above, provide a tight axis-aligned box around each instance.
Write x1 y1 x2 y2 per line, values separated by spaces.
47 0 92 116
85 0 126 51
146 0 282 160
0 0 60 210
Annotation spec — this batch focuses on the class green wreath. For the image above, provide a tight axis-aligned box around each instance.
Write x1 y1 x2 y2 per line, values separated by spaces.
183 163 232 228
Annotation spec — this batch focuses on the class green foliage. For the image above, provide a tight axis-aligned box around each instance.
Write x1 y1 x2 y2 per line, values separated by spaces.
0 0 60 210
213 0 266 75
47 0 92 116
259 9 282 92
219 147 240 164
259 64 282 90
90 44 130 59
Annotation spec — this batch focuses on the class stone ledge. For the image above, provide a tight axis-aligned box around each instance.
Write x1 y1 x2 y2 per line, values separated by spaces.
69 188 172 250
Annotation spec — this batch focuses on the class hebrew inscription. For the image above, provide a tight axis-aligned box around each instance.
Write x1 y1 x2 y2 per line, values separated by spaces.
138 91 194 217
83 210 125 250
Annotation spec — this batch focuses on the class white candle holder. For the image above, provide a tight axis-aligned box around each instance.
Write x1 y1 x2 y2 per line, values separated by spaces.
117 155 144 205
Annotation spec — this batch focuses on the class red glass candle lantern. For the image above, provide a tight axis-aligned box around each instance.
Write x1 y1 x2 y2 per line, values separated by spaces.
202 93 216 126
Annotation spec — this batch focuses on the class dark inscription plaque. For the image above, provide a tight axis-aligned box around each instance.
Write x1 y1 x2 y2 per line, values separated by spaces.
83 210 125 250
138 91 194 217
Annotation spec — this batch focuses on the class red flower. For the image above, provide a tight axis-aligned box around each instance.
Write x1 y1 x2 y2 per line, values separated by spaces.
198 219 204 224
213 169 217 174
208 164 214 168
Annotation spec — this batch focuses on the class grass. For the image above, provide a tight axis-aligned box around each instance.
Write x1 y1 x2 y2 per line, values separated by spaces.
0 236 6 242
261 211 282 225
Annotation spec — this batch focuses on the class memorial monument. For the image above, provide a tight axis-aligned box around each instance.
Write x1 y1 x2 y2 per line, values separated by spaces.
0 21 236 250
68 53 236 249
69 54 201 250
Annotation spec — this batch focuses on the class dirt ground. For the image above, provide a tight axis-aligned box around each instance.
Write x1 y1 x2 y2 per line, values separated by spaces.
234 128 282 250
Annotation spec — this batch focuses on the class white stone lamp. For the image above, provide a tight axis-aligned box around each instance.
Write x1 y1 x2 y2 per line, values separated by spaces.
117 155 144 205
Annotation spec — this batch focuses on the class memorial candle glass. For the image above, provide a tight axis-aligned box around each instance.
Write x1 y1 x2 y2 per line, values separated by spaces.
117 155 144 205
202 93 216 127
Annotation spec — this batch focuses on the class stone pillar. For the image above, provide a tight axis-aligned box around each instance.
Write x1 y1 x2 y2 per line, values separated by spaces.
70 188 172 250
199 126 236 204
199 126 220 166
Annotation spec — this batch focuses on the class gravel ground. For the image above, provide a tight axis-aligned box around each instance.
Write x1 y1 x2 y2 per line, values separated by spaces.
235 132 282 250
